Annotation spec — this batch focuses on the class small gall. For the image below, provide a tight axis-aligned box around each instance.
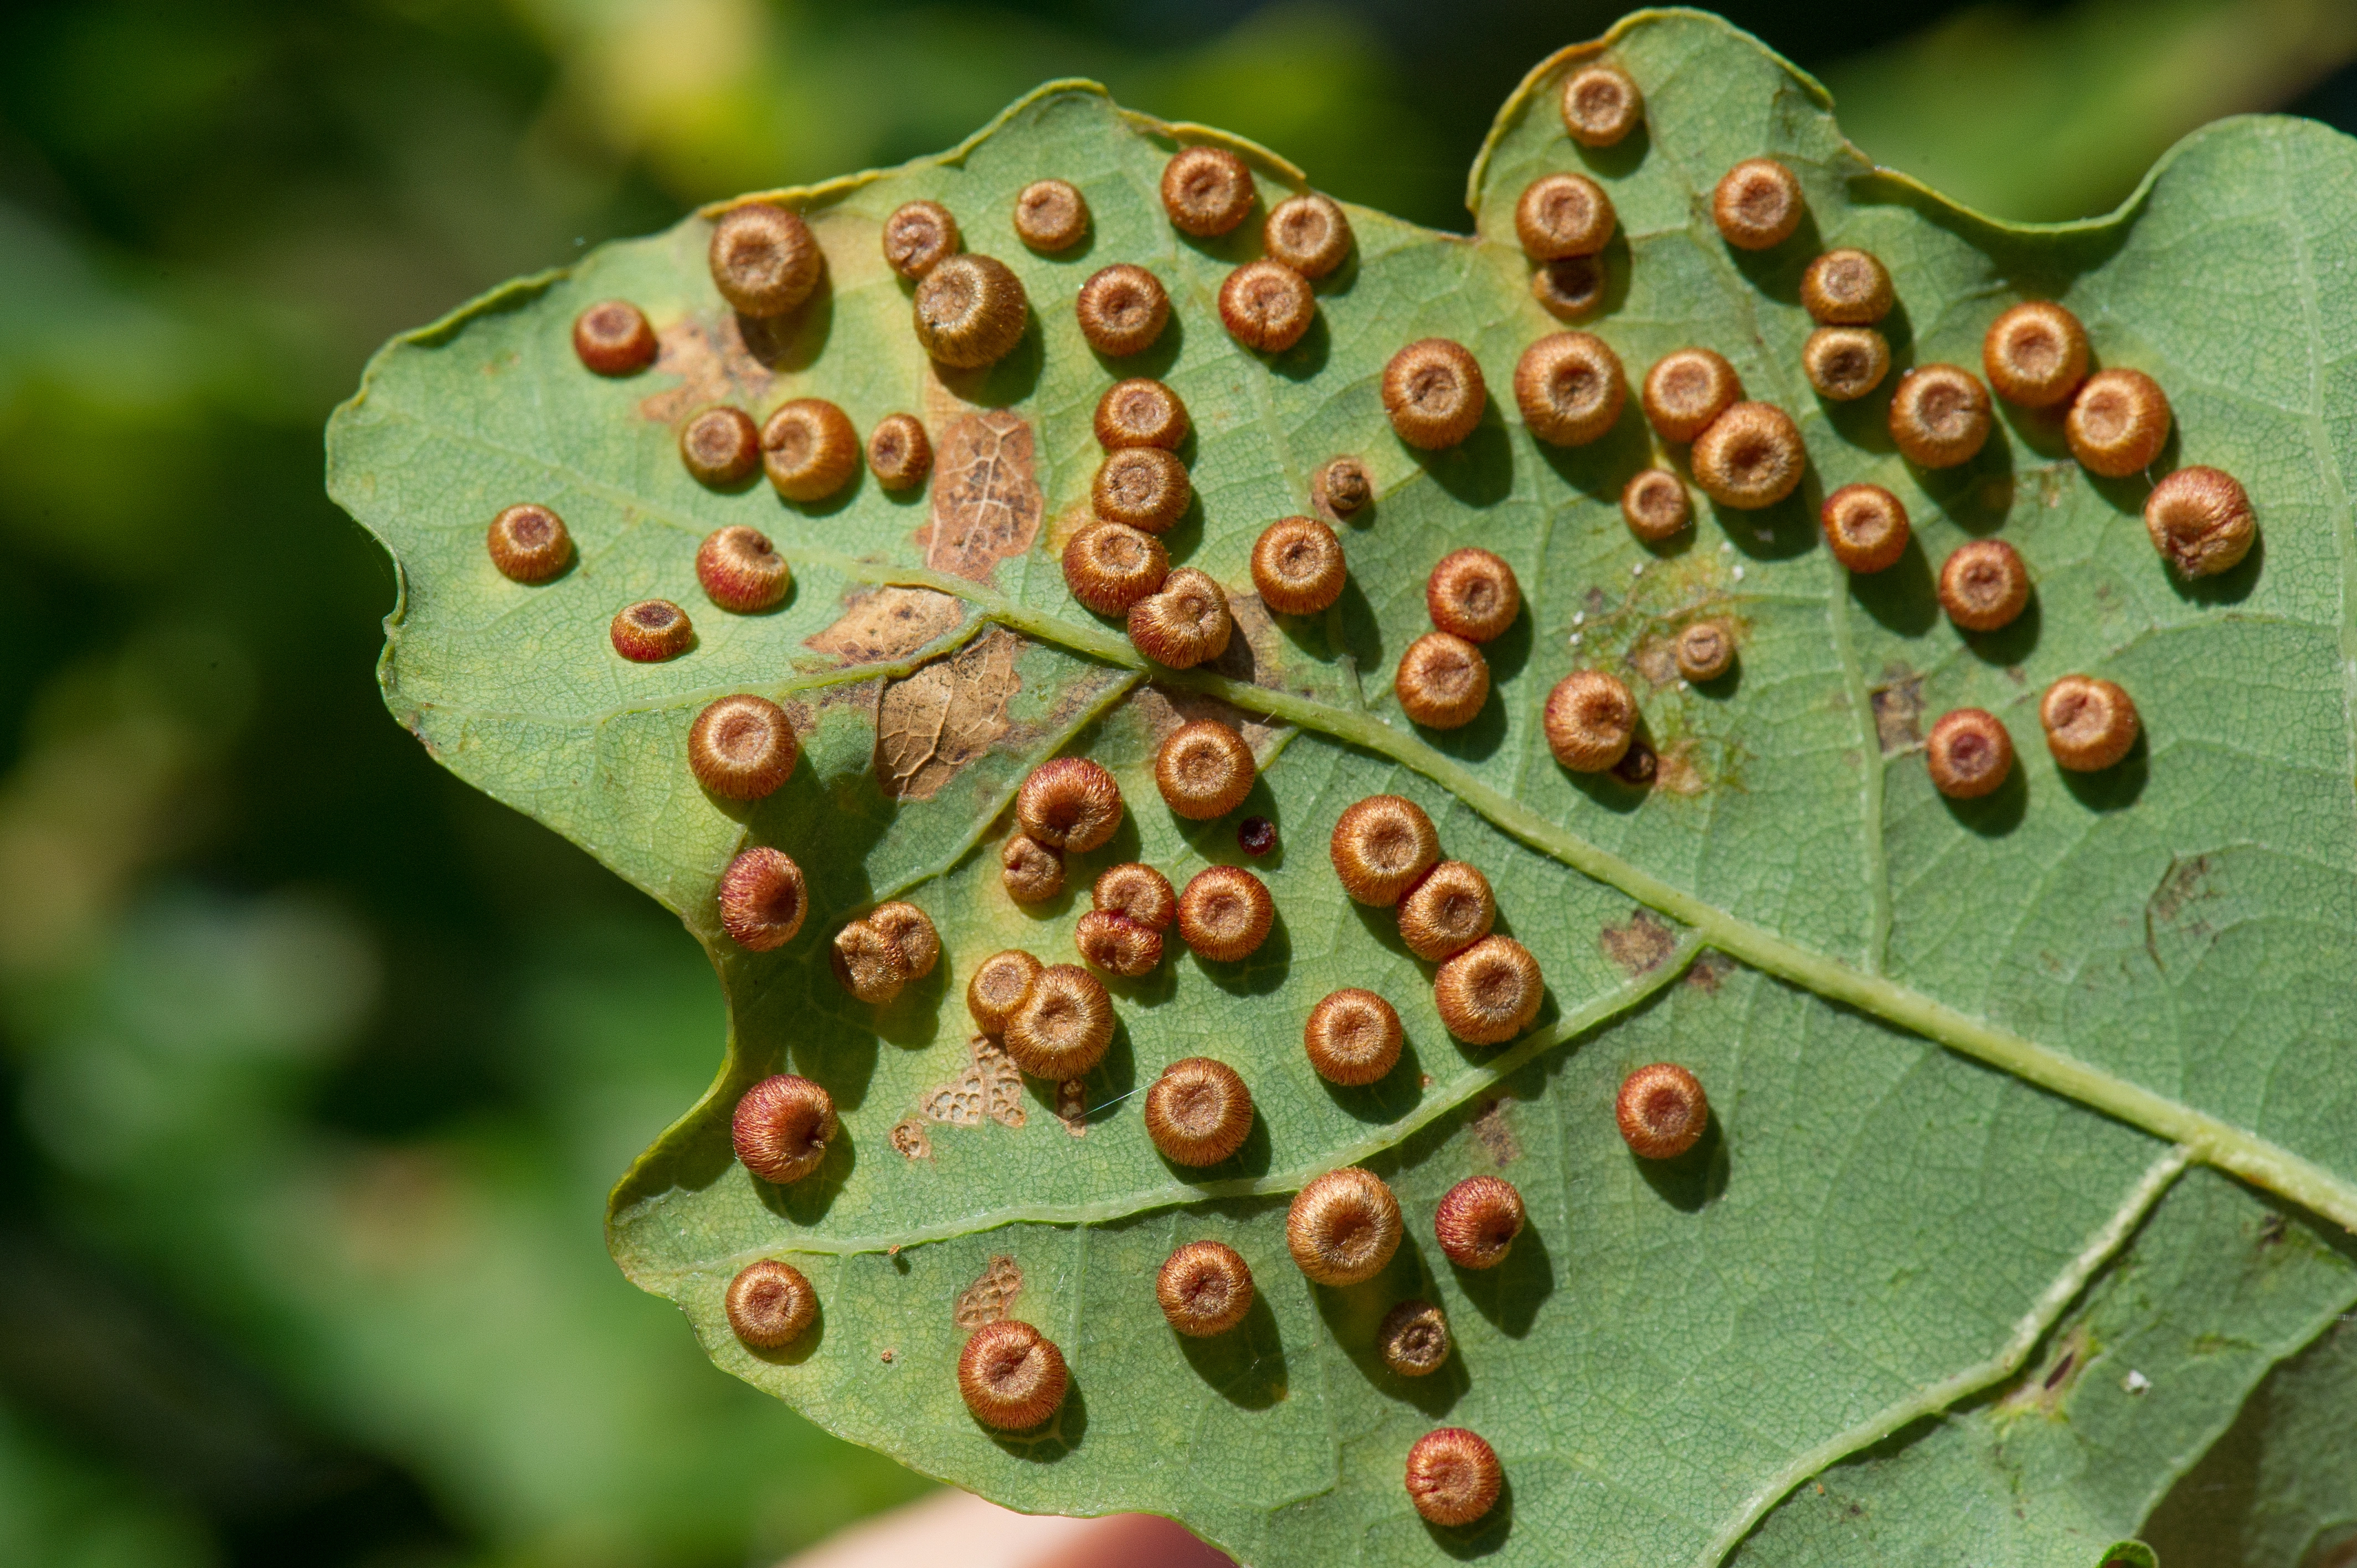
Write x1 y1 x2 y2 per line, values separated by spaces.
610 599 692 662
1000 833 1066 904
1691 401 1805 510
733 1074 837 1183
1712 158 1804 250
1938 538 2030 630
1515 173 1615 260
1003 963 1115 1079
958 1319 1068 1430
1799 249 1892 325
1075 909 1162 977
1251 515 1347 616
2040 675 2140 772
1145 1056 1255 1165
1304 989 1402 1086
487 503 572 583
831 920 911 1005
867 901 940 982
1383 338 1486 450
866 413 933 491
708 204 821 318
1514 331 1626 447
1156 1240 1254 1337
1427 548 1520 643
1128 568 1233 669
725 1259 816 1348
1433 935 1544 1045
1983 301 2089 409
2145 466 2256 578
1176 865 1275 962
1380 1298 1453 1378
717 847 807 951
1264 193 1354 278
2067 368 2173 478
913 254 1028 369
1532 255 1605 320
1642 348 1742 443
1160 146 1256 236
1013 179 1090 252
1396 860 1496 963
1062 520 1170 615
1314 456 1372 517
1802 326 1891 402
1434 1174 1525 1270
1406 1428 1502 1526
689 693 798 800
1329 795 1439 908
761 399 860 502
573 300 658 375
1395 632 1491 730
1561 61 1643 146
1616 1062 1707 1159
1286 1167 1403 1286
967 949 1042 1035
1093 862 1176 930
1819 483 1911 575
1219 260 1316 353
1543 669 1637 772
696 525 792 613
1674 621 1734 682
1075 264 1170 358
1093 448 1190 534
1238 817 1278 857
1888 364 1993 469
881 200 959 280
1620 469 1691 542
1926 708 2014 800
1095 378 1190 451
1017 757 1124 853
1156 720 1257 822
680 407 761 487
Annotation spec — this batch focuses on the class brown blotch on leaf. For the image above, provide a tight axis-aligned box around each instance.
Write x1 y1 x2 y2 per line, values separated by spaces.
1304 988 1402 1085
1161 146 1256 236
1870 668 1925 755
696 525 791 612
1406 1428 1503 1526
805 586 964 664
2145 466 2256 578
610 599 692 662
718 848 807 951
1014 179 1089 251
689 694 799 800
732 1074 837 1183
1616 1062 1707 1158
1599 909 1677 974
487 503 572 583
954 1255 1025 1330
874 630 1020 801
1156 1240 1254 1337
574 300 659 375
1145 1056 1255 1165
920 1035 1027 1129
1927 708 2014 799
1264 193 1354 277
1434 936 1544 1044
1434 1175 1525 1270
726 1259 817 1348
1286 1167 1402 1286
1380 1298 1453 1378
925 411 1044 580
958 1319 1067 1430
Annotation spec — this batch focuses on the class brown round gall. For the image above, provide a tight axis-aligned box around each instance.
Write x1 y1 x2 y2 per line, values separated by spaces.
1561 61 1643 146
1532 255 1607 321
1075 264 1169 358
1713 158 1804 250
881 199 959 280
1176 865 1274 962
1800 249 1892 325
2145 466 2255 577
1938 538 2030 630
1075 909 1161 977
1093 862 1176 930
1820 483 1911 574
1396 632 1491 730
1094 448 1190 534
1803 326 1890 402
1304 988 1402 1085
1692 401 1805 509
1515 172 1615 260
866 414 932 491
1427 548 1520 643
2067 368 2172 478
1017 757 1123 853
958 1319 1068 1430
1161 146 1256 236
1145 1056 1254 1165
761 399 859 502
1643 348 1742 443
1095 378 1189 451
1674 621 1735 683
2040 675 2139 771
913 254 1028 369
1515 331 1625 446
680 406 761 488
1286 1167 1402 1286
1329 795 1438 907
1434 935 1544 1045
1889 364 1993 469
1543 669 1637 771
487 503 572 583
1383 339 1486 450
1621 469 1691 541
725 1258 816 1348
1926 708 2014 800
967 949 1042 1035
1128 568 1232 669
1314 456 1372 518
1252 514 1347 617
1000 833 1065 904
573 300 658 375
1984 301 2089 408
689 694 797 800
718 848 807 952
733 1073 837 1183
866 902 940 982
1062 520 1170 615
1406 1428 1502 1526
709 204 821 318
1380 1298 1453 1377
1219 260 1316 353
1616 1061 1707 1158
1013 179 1089 252
1003 963 1115 1079
1156 720 1256 821
1434 1174 1525 1270
831 920 910 1005
1397 860 1495 962
610 599 692 662
1156 1240 1254 1337
1265 193 1354 278
696 525 791 613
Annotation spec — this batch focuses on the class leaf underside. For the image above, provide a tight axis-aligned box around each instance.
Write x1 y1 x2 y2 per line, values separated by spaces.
326 10 2357 1566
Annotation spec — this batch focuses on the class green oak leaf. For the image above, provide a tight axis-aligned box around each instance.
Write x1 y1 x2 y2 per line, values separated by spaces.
325 9 2357 1565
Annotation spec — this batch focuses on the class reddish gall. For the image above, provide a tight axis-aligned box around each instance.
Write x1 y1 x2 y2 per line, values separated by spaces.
1888 365 1993 468
1252 515 1347 616
1674 621 1734 682
761 399 859 502
1383 339 1486 450
1543 669 1637 771
1692 401 1805 509
1406 1428 1503 1526
1984 301 2089 408
881 200 959 279
487 503 572 583
1819 483 1911 574
831 920 911 1005
1093 862 1176 930
1017 757 1123 853
733 1074 837 1182
1314 456 1372 517
1427 549 1521 642
1062 520 1170 615
725 1259 816 1348
1531 255 1606 320
689 694 798 799
1396 633 1490 730
958 1319 1068 1430
1156 1240 1254 1336
1155 720 1256 821
1433 935 1545 1045
1264 193 1354 278
1145 1056 1255 1165
1561 62 1643 146
2067 368 2173 477
2144 466 2255 577
1616 1062 1708 1158
866 413 932 491
1799 249 1892 325
913 254 1028 369
1286 1167 1403 1286
1075 264 1170 358
1013 179 1089 251
1237 817 1278 857
717 848 807 951
1621 469 1691 541
610 599 693 662
1160 146 1256 236
2040 675 2139 771
708 204 821 318
1000 834 1066 904
1938 538 2031 630
1003 963 1115 1079
1515 173 1615 260
1380 1298 1453 1378
1926 708 2014 800
680 406 761 487
1304 989 1402 1086
1712 158 1804 250
866 902 940 982
967 949 1042 1035
1329 795 1439 907
1093 448 1190 534
1219 260 1316 353
1643 348 1742 442
1128 568 1232 669
1802 326 1891 402
1176 865 1275 962
573 300 658 375
1397 860 1495 962
1433 1174 1525 1270
1095 378 1189 451
1075 909 1162 977
1515 331 1625 446
696 525 791 612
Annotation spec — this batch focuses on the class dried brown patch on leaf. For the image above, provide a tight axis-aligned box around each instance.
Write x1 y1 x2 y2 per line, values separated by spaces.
1870 665 1925 754
1128 685 1288 765
1600 909 1678 974
1630 636 1680 690
874 629 1022 801
919 1035 1028 1130
925 411 1043 580
804 587 966 665
1998 1324 2090 1419
1056 1079 1090 1137
889 1118 932 1160
1685 952 1733 993
954 1255 1025 1330
2145 853 2221 970
636 315 775 425
1652 737 1708 797
1470 1097 1521 1167
1208 590 1280 687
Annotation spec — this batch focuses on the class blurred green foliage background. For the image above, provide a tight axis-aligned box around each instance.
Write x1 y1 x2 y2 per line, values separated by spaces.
1 2 2353 1563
